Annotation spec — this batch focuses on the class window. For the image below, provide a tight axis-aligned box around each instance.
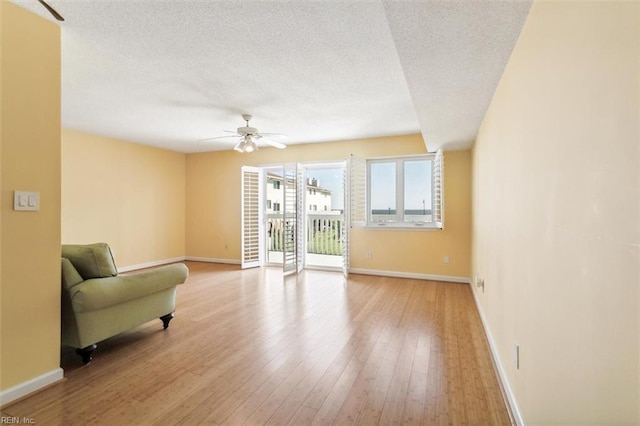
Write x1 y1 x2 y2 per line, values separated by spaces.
273 202 281 212
267 200 272 209
273 180 280 190
367 152 443 229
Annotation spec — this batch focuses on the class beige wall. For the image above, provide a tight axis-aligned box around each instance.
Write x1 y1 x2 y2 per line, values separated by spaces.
62 129 186 268
472 1 639 424
62 132 470 280
186 134 471 279
1 2 61 390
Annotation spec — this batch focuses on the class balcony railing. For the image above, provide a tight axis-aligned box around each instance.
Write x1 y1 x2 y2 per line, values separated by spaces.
267 213 343 256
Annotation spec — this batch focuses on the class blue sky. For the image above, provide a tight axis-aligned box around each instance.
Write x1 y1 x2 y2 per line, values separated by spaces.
404 159 432 210
370 162 396 210
370 160 432 211
306 168 344 210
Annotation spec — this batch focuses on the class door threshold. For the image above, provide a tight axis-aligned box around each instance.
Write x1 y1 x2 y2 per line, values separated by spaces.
303 265 342 272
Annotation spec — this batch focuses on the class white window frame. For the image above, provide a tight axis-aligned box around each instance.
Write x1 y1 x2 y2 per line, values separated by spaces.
366 153 443 230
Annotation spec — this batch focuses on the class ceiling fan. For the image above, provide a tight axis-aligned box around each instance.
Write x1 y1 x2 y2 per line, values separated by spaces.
36 0 65 21
200 115 287 153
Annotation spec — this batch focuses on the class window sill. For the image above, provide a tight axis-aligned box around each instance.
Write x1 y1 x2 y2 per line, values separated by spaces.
364 223 443 231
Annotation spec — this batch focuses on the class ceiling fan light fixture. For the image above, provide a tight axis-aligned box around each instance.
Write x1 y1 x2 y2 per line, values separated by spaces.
237 135 257 153
245 138 257 153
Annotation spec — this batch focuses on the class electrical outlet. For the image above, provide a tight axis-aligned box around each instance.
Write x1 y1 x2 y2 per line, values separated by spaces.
443 255 450 264
513 342 520 369
366 250 372 259
475 274 485 292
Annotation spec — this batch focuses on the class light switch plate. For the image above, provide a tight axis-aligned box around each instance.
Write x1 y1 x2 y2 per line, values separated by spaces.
14 191 40 211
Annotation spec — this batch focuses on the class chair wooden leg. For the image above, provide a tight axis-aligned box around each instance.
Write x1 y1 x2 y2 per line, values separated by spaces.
160 313 174 329
76 344 97 364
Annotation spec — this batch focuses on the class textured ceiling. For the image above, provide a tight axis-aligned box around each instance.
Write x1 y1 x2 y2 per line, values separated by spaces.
11 0 531 153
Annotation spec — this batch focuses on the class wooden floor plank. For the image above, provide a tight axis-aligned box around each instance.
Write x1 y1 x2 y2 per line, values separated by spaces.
2 262 511 425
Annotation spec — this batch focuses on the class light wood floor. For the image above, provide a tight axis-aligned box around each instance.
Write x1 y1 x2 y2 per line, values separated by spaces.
4 262 512 425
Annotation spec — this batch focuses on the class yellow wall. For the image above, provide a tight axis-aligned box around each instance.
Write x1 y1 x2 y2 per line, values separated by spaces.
186 134 471 279
1 2 61 390
62 129 186 268
472 1 639 424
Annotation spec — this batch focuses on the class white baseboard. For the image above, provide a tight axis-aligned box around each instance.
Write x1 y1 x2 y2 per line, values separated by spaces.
118 256 243 272
120 259 463 278
185 256 241 265
348 268 470 284
469 285 525 425
118 256 187 273
0 368 64 408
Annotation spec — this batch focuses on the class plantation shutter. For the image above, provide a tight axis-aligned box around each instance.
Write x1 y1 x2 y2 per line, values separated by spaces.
283 163 297 275
348 154 366 227
432 149 444 229
241 166 263 269
342 164 350 278
343 155 366 277
296 163 305 273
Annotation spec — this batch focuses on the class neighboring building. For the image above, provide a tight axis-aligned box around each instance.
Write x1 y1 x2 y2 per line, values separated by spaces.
266 173 337 214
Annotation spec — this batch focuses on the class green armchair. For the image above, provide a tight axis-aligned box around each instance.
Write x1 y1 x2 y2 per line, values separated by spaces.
61 243 188 363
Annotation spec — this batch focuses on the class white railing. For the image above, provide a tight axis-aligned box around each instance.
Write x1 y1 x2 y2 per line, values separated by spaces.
267 214 286 252
267 213 343 255
306 213 343 255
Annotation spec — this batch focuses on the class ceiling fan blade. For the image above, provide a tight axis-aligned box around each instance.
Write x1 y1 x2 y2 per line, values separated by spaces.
37 0 65 21
261 138 287 149
258 133 288 140
198 135 242 142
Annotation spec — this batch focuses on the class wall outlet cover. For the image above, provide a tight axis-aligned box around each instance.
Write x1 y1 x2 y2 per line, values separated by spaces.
13 191 40 211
